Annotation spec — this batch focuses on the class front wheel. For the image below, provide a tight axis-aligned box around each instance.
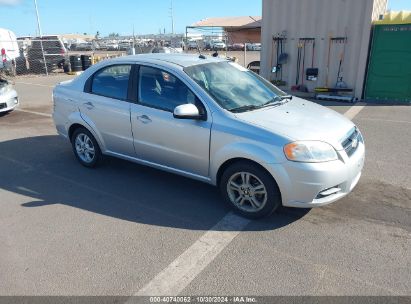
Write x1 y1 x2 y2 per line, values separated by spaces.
71 128 102 168
220 162 282 219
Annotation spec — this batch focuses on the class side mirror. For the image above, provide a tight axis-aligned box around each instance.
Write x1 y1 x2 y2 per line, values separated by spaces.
173 104 201 120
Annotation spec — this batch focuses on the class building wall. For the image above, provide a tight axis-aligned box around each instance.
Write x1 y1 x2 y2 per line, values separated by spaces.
372 0 388 21
226 28 261 44
261 0 387 99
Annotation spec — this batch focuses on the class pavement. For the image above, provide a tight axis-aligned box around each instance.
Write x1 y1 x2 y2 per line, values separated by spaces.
0 75 410 297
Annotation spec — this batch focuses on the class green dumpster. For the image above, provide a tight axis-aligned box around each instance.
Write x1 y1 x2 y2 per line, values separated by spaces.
365 11 411 104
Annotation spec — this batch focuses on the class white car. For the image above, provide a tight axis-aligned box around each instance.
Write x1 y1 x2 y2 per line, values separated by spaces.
246 43 261 51
106 43 119 51
0 79 18 113
210 40 226 50
251 43 262 51
151 47 183 54
187 40 199 50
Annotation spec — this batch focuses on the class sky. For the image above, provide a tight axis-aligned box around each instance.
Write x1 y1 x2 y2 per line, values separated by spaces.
0 0 410 37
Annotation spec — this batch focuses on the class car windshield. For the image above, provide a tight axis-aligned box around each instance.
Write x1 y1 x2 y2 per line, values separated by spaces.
184 61 286 112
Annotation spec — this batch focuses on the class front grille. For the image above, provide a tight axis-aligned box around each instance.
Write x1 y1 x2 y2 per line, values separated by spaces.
0 103 7 110
342 128 361 157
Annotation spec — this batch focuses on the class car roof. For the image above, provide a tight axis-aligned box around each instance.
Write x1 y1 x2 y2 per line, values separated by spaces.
113 53 227 68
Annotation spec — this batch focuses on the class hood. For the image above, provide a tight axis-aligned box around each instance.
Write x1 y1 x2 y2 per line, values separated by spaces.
235 97 355 150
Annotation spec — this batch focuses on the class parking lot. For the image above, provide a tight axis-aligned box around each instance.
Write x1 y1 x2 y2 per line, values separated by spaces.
0 75 410 297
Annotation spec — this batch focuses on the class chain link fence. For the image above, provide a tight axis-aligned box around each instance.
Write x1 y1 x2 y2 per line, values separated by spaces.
182 33 261 72
183 44 261 75
1 37 148 77
1 36 261 79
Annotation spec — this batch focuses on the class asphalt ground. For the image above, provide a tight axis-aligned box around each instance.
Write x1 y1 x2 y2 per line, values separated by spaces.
0 75 409 297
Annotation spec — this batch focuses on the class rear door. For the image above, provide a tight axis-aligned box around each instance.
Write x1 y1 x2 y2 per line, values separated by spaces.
79 64 135 156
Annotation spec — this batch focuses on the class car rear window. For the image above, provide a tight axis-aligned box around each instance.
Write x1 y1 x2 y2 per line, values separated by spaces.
91 65 132 100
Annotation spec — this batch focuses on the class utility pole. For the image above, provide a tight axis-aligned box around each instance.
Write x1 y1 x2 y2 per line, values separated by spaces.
131 24 136 55
33 0 48 75
170 0 175 35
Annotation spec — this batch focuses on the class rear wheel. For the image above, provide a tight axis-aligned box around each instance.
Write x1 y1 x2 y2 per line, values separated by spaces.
71 128 102 168
220 161 281 219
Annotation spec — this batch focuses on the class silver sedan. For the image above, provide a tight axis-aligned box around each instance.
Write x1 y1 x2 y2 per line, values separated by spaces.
53 54 365 219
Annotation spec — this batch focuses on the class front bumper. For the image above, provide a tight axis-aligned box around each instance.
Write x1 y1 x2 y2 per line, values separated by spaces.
0 89 19 113
265 142 365 208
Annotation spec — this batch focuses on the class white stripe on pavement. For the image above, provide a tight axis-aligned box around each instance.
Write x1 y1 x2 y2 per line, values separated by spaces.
344 102 366 120
134 213 251 296
15 109 52 118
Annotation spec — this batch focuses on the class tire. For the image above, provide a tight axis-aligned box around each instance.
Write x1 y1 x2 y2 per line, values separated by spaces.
71 127 102 168
220 161 282 219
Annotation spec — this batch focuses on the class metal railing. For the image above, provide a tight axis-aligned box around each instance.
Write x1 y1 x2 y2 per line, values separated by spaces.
183 41 261 70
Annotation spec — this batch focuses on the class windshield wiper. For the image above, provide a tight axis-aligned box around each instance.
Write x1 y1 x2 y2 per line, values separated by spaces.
260 95 293 109
258 95 287 108
263 95 293 107
280 95 293 101
230 95 293 113
230 105 261 113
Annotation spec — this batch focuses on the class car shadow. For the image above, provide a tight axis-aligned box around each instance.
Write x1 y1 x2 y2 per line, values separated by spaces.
0 135 310 232
0 110 12 118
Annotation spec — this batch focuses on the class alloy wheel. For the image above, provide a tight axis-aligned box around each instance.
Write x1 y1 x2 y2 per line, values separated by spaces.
226 172 268 213
75 133 95 164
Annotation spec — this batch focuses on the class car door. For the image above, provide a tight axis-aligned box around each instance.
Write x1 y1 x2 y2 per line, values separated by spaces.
130 65 211 177
79 64 135 156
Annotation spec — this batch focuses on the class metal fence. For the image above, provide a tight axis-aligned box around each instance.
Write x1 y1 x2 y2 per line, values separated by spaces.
183 41 261 71
1 38 131 76
0 37 261 78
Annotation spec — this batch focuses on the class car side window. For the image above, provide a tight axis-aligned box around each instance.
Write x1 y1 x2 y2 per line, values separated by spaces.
91 65 132 100
138 66 200 112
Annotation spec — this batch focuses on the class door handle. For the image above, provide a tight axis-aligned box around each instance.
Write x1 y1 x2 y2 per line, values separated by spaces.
83 102 95 110
137 115 152 124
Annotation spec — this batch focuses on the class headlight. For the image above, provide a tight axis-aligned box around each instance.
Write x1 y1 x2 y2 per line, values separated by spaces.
0 84 12 94
284 141 338 163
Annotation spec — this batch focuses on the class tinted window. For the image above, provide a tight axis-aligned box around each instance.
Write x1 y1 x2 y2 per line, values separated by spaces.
92 65 131 100
138 66 197 112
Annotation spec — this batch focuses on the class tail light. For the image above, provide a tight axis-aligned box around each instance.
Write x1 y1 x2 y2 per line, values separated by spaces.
1 48 6 62
60 48 66 55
